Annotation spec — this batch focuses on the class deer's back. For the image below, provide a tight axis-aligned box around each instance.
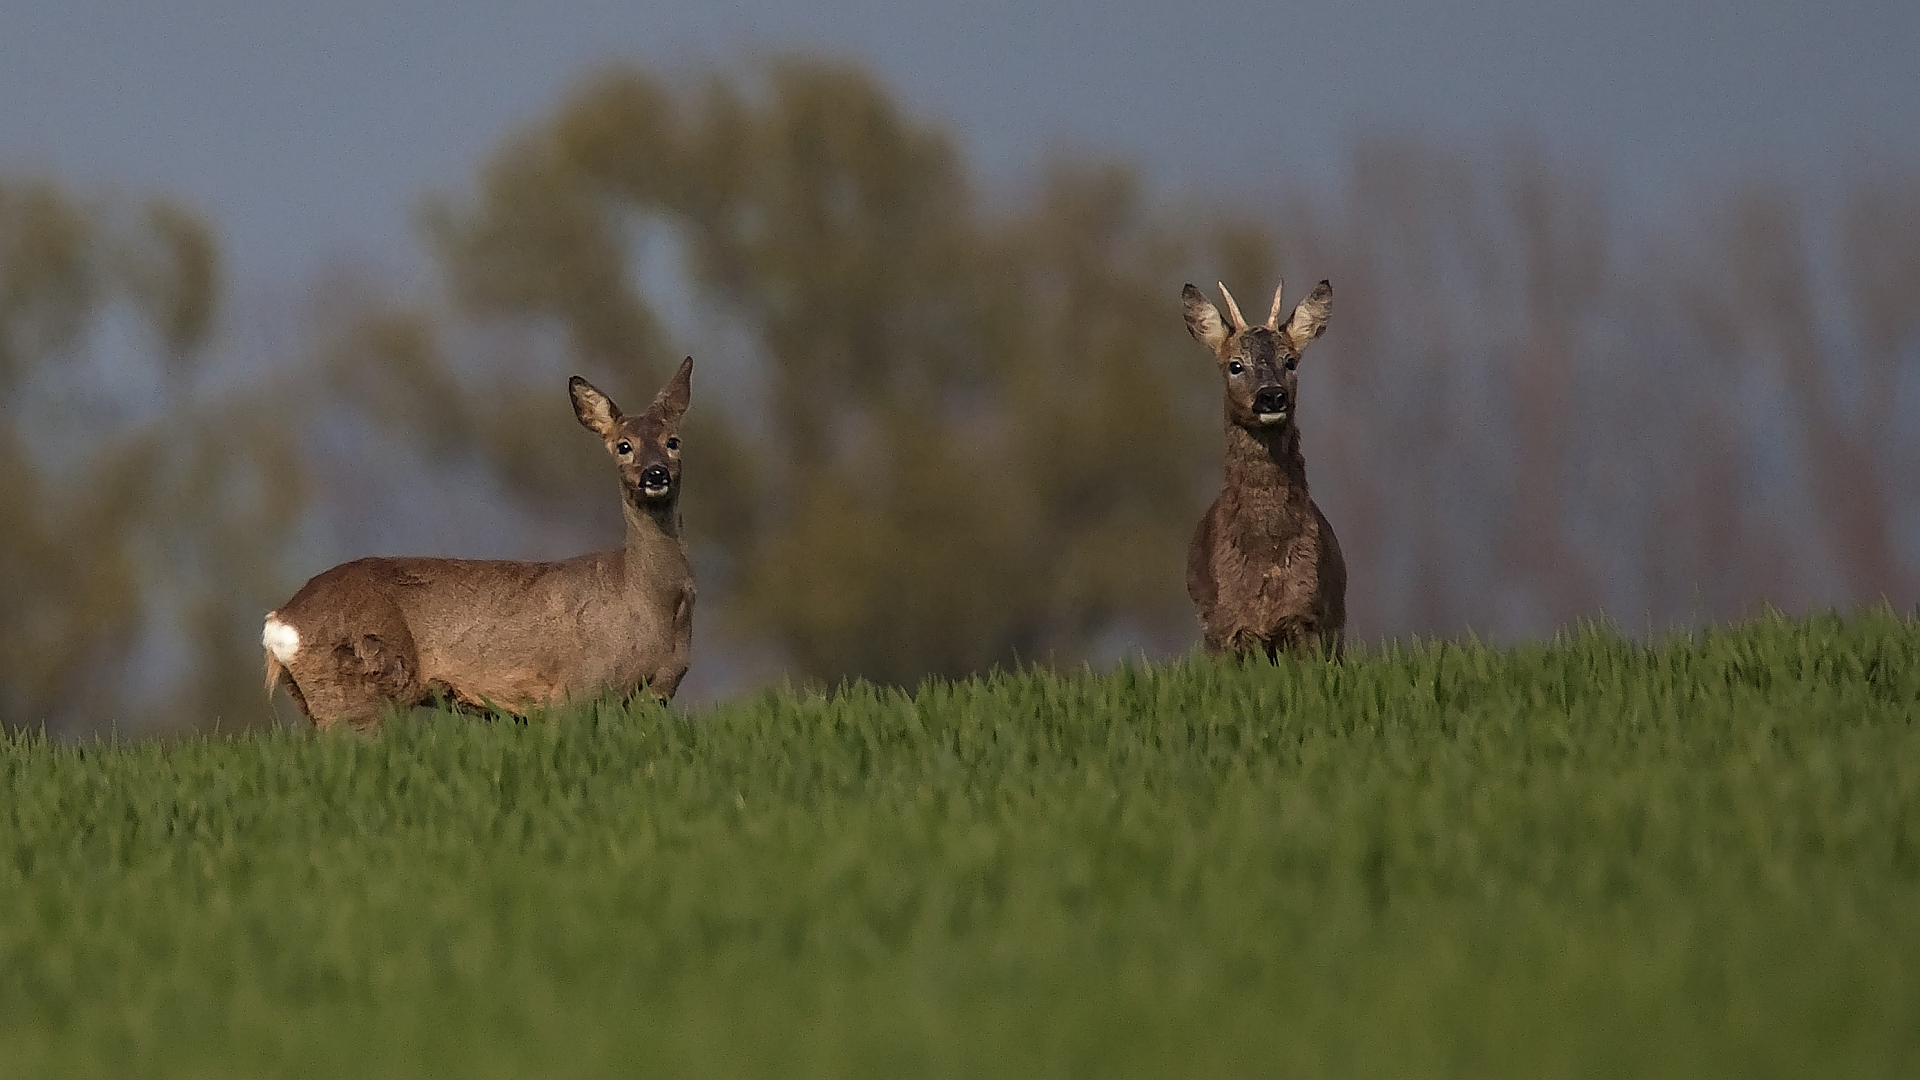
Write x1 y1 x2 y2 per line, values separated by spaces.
277 552 689 710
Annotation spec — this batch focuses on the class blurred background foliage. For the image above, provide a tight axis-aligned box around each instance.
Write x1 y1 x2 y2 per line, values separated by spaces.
2 57 1917 735
1 179 302 732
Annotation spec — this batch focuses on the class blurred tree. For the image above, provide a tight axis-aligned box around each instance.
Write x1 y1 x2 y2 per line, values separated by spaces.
1271 140 1622 638
0 176 300 733
1 179 145 729
413 59 1220 686
1282 144 1920 636
1683 179 1919 606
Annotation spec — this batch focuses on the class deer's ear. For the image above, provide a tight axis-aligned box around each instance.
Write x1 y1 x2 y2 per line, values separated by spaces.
570 376 622 438
1182 284 1230 354
1283 280 1333 352
650 356 693 424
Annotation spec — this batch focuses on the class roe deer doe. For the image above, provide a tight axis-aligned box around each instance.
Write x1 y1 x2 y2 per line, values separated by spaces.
262 358 697 731
1182 281 1346 658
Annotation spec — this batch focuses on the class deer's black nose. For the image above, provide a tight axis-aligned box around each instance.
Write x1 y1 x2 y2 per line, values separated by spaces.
1253 386 1289 415
641 464 671 488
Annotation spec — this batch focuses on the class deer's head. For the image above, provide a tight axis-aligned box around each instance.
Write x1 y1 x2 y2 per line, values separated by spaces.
1183 280 1331 432
570 357 693 507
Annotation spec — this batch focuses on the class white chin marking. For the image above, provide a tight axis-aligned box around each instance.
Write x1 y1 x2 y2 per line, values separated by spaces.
1257 412 1288 425
262 615 300 664
643 485 670 498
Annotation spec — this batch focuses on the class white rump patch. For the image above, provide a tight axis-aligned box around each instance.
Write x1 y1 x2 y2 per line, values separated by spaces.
262 615 301 664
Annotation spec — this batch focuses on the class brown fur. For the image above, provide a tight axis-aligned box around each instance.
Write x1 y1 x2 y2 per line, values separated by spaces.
1182 281 1347 658
264 358 697 731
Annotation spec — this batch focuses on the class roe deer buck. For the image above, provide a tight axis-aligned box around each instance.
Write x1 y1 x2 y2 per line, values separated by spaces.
262 358 697 731
1182 280 1346 658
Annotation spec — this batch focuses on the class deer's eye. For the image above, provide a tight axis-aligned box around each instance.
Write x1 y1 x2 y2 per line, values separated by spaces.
616 440 632 455
665 436 680 451
1227 360 1245 375
1285 356 1298 371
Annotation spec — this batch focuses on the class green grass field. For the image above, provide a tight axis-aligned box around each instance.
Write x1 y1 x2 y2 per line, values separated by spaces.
4 610 1918 1078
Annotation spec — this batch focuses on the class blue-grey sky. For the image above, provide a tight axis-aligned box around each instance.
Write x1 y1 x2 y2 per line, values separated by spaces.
3 0 1915 288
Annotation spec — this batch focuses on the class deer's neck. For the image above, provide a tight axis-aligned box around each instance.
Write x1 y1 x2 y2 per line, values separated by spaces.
1222 421 1311 519
619 498 689 594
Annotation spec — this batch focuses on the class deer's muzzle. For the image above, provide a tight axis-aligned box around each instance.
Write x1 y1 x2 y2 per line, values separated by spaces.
1252 386 1290 423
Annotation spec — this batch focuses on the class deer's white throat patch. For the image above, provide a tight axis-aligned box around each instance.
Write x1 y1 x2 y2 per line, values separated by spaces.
262 615 300 663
